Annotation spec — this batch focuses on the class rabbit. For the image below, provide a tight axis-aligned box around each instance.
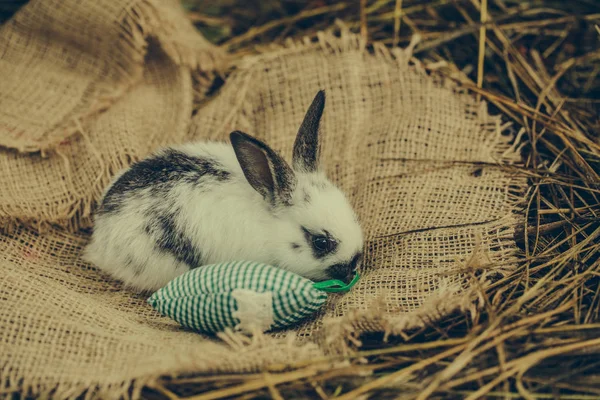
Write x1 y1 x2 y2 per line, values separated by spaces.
83 90 364 292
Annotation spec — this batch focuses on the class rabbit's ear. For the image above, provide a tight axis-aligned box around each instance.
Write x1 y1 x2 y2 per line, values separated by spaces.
293 90 325 173
230 131 296 206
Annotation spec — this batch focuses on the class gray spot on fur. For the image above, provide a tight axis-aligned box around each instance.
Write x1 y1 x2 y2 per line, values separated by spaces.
303 190 311 203
144 205 202 269
125 256 144 277
100 149 230 215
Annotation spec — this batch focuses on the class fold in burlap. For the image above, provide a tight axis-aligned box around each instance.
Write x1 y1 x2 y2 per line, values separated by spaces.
0 0 223 153
0 46 193 231
0 3 527 399
0 0 227 231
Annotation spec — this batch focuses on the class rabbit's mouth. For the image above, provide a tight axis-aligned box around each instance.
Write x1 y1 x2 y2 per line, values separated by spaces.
326 253 362 283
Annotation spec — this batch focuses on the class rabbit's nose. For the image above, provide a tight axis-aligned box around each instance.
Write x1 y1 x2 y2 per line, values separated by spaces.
327 253 363 283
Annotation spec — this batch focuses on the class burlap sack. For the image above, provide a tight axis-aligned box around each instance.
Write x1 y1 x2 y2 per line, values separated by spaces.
0 49 193 231
0 0 223 153
0 11 527 400
0 0 225 231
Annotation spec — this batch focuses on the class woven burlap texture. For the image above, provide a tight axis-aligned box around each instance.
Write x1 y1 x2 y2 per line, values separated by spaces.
0 0 226 230
0 0 223 153
0 5 526 399
0 47 194 231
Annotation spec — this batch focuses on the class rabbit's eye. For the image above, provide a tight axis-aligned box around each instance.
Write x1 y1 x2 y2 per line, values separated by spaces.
312 235 330 252
302 227 338 257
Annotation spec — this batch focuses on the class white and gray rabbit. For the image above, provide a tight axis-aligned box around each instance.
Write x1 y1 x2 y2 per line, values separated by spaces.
84 91 364 292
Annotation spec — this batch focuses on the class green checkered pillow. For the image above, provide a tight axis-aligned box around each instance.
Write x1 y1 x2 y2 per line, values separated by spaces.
147 261 328 334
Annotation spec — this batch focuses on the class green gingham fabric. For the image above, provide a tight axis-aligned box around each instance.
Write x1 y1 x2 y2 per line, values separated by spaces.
147 261 328 334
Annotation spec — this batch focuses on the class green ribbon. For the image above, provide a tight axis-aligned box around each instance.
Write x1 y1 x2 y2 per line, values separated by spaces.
312 273 360 293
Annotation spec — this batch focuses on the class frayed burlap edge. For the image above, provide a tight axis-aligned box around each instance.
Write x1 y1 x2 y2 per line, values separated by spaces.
1 0 226 153
1 329 324 400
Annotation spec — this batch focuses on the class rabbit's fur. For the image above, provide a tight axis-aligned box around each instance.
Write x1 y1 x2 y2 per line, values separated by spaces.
84 91 364 292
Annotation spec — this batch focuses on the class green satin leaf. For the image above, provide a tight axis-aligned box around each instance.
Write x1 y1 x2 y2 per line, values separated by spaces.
313 273 360 293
